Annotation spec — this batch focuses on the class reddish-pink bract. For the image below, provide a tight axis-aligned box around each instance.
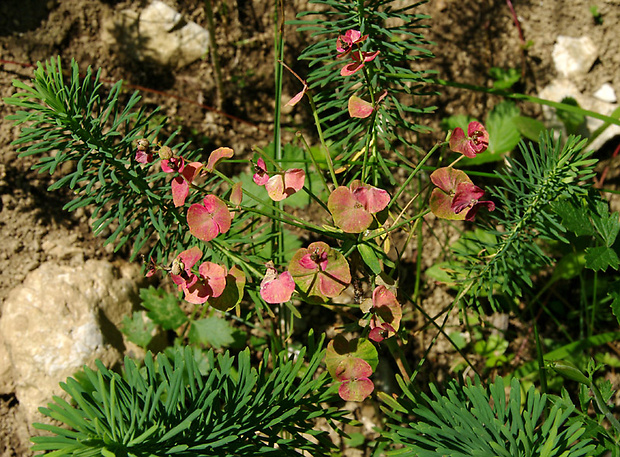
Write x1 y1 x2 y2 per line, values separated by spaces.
368 285 401 341
187 195 232 241
260 266 295 304
429 167 495 221
171 161 203 207
253 157 269 186
198 261 227 298
205 147 233 172
348 95 374 118
288 241 351 302
328 181 390 233
449 121 489 158
265 169 305 201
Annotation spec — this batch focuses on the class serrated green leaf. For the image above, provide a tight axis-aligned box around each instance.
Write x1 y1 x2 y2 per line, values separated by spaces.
584 246 619 272
140 286 188 330
550 199 594 237
120 311 155 349
486 100 521 155
188 316 235 349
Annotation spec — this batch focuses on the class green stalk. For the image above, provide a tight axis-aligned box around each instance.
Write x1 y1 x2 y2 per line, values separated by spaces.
382 75 620 127
306 92 338 186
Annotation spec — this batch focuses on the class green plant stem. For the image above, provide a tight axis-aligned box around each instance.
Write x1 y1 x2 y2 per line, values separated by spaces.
385 338 412 383
306 91 338 186
411 77 620 127
296 132 330 194
204 0 224 109
533 317 548 394
389 142 443 209
590 381 620 439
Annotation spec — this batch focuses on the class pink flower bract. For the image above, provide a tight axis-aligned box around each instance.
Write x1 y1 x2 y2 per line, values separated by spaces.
449 121 489 158
336 29 367 57
171 161 203 207
328 180 390 233
260 264 295 304
265 169 306 201
205 147 233 172
253 157 269 186
429 167 495 221
187 195 232 241
288 241 351 302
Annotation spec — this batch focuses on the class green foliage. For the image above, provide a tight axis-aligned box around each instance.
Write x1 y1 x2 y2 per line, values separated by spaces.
188 316 241 349
4 57 203 264
488 66 520 90
452 133 599 309
32 338 347 456
293 0 436 183
139 286 188 331
382 376 598 457
121 311 156 349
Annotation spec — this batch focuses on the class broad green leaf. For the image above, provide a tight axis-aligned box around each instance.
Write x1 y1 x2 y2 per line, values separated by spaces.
357 243 382 275
188 316 236 349
140 286 188 331
120 311 155 349
486 100 521 155
584 246 619 271
513 115 546 142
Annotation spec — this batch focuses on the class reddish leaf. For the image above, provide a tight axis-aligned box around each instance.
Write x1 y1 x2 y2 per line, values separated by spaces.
288 241 351 302
369 285 401 338
198 262 227 298
327 186 373 233
339 378 374 402
260 264 295 304
350 180 390 213
265 169 305 201
187 195 232 241
205 147 233 172
348 96 373 118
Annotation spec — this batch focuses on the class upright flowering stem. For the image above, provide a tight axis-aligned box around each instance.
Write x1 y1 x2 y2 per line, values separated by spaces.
306 92 339 187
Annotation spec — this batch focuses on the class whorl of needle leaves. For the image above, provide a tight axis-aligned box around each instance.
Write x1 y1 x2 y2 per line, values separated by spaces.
382 376 597 457
32 338 346 456
4 57 208 265
293 0 436 185
454 133 598 310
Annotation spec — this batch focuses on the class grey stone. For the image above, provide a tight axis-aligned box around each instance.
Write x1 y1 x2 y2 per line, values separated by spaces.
0 260 143 424
552 36 598 78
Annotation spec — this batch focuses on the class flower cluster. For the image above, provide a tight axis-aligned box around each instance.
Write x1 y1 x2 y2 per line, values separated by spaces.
336 29 379 77
253 157 306 201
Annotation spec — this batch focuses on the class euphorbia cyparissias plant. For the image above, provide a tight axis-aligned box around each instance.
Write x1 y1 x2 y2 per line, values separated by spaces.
187 195 232 241
260 262 295 304
328 180 390 233
429 167 495 221
325 335 378 402
450 121 489 158
336 29 379 77
253 157 306 201
169 247 228 304
288 241 351 302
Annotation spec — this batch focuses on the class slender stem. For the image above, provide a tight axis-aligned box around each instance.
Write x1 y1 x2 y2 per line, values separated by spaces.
204 0 224 109
306 91 338 186
389 143 442 208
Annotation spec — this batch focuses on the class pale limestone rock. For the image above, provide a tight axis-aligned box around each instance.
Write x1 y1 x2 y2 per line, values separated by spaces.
538 78 620 151
103 1 209 69
0 260 142 424
594 83 617 104
552 36 598 78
